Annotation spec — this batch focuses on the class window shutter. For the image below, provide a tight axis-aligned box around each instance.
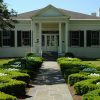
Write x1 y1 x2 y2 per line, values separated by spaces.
0 31 2 47
80 31 84 47
17 31 21 47
69 31 72 46
10 31 15 47
87 30 91 47
29 31 31 46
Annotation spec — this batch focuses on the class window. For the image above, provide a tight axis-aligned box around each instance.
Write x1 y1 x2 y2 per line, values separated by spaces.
69 31 84 47
87 30 99 47
0 30 15 47
17 31 31 47
3 31 11 46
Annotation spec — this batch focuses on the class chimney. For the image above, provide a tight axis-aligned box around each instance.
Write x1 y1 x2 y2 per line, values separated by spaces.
99 8 100 16
91 12 96 16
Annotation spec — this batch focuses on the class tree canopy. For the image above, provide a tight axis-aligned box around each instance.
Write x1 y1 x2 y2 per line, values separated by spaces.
0 0 17 29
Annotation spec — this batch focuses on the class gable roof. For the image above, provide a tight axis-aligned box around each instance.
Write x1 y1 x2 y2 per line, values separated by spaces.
12 5 100 20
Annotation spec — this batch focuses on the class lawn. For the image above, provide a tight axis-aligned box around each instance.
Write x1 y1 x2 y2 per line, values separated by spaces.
0 58 14 65
83 59 100 67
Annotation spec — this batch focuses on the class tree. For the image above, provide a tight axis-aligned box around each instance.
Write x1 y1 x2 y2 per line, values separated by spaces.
0 0 17 29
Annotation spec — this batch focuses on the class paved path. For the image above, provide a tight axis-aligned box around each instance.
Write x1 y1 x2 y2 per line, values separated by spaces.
25 61 73 100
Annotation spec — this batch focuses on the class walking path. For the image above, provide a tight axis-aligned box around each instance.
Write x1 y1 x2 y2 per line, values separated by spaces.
25 61 73 100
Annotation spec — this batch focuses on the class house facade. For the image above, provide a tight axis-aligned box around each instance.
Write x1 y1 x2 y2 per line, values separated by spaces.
0 5 100 58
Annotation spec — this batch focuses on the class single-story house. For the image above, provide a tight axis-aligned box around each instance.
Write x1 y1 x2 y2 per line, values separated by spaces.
0 4 100 58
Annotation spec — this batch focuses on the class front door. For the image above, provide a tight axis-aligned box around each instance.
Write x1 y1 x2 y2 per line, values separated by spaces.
42 32 59 52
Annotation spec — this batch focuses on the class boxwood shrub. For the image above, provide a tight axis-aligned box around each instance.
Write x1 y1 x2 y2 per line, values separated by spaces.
6 71 30 85
0 92 17 100
57 57 96 79
83 89 100 100
0 77 26 97
68 73 88 86
21 57 43 70
74 78 100 95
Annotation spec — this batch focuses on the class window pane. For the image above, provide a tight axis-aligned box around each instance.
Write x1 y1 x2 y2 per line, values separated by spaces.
91 31 99 45
70 31 79 46
22 31 30 46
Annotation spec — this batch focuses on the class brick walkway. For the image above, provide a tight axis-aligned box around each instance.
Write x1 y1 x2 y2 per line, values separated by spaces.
25 61 73 100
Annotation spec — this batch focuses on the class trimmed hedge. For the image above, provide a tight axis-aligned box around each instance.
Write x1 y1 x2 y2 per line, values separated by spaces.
21 57 43 70
57 57 97 79
0 77 26 97
74 78 100 95
68 73 88 86
6 71 30 85
0 92 17 100
83 89 100 100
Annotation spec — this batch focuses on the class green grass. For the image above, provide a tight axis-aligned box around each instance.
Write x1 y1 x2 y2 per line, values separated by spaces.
83 60 100 67
0 59 14 65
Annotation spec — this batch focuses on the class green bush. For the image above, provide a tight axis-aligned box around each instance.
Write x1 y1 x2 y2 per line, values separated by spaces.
6 71 30 85
0 92 17 100
0 77 26 97
74 78 100 95
26 52 36 57
83 89 100 100
57 57 96 79
68 73 88 86
21 57 43 70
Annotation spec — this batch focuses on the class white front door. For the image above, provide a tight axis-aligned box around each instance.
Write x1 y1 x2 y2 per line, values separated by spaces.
42 33 59 52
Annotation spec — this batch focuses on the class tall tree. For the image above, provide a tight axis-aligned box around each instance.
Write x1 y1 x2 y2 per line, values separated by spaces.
0 0 17 29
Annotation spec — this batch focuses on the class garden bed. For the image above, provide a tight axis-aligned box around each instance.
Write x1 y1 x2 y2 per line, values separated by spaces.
57 57 100 100
0 53 43 99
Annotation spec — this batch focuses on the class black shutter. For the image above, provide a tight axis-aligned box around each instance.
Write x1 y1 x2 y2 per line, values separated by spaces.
17 31 21 47
69 31 72 46
80 31 84 47
10 31 15 47
29 31 31 46
0 31 2 47
87 30 91 47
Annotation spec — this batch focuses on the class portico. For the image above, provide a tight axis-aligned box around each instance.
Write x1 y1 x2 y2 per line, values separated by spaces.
31 5 70 56
31 21 69 56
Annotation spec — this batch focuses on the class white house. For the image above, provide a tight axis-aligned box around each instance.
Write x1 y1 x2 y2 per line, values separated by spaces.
0 5 100 58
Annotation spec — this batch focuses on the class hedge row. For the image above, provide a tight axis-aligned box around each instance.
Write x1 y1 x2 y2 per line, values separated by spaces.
0 92 17 100
57 57 100 99
83 89 100 100
0 53 44 99
0 77 26 97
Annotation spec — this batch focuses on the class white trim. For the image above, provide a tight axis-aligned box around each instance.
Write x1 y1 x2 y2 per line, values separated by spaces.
70 19 100 20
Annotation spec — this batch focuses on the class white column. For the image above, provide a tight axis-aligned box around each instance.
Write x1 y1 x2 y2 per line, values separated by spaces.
59 22 62 54
32 22 36 53
84 30 86 48
31 21 33 52
39 22 42 56
65 22 69 52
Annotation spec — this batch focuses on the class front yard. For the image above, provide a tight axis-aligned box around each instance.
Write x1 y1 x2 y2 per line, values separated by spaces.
0 53 43 100
57 57 100 100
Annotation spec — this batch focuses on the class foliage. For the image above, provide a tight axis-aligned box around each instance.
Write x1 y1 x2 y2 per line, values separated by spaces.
0 77 26 97
0 0 17 29
26 52 36 57
6 71 30 85
68 73 88 86
0 92 17 100
74 78 100 95
83 89 100 100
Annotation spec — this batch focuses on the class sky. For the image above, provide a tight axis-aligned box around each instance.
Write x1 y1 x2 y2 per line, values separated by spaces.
4 0 100 16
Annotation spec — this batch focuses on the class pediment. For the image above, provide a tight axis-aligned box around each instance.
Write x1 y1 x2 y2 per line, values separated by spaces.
32 5 69 17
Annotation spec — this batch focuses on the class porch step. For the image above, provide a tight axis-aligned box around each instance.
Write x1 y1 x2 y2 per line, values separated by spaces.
42 52 58 61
